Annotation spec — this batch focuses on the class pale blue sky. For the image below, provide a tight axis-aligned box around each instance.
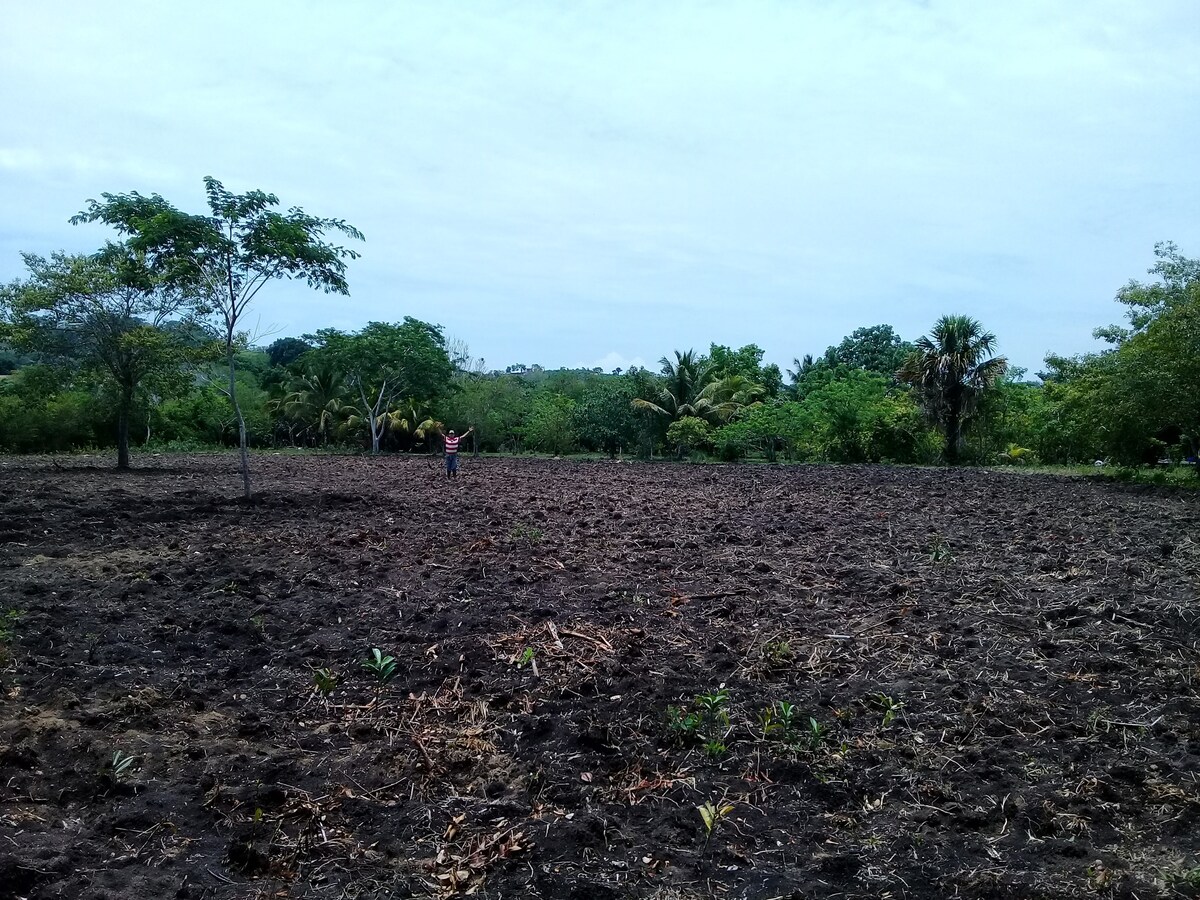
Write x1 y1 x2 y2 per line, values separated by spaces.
2 1 1198 375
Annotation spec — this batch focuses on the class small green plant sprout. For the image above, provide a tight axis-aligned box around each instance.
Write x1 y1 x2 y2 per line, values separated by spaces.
928 533 953 563
703 739 728 759
109 750 137 782
758 700 797 741
697 798 735 854
362 648 397 684
668 687 732 749
875 694 904 728
695 688 730 719
509 524 544 545
667 705 704 739
762 640 793 667
806 716 825 750
515 646 539 676
311 667 337 697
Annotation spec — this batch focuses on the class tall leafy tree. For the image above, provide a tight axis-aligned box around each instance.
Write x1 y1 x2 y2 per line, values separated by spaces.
1044 243 1200 466
574 376 641 457
831 324 912 375
266 336 313 369
898 315 1008 462
309 319 453 454
72 177 363 498
0 247 198 468
1096 241 1200 345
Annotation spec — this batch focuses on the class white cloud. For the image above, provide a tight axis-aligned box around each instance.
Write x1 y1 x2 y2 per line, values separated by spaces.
583 352 648 373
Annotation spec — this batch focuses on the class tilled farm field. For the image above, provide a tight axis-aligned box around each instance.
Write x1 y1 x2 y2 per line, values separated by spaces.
1 454 1198 900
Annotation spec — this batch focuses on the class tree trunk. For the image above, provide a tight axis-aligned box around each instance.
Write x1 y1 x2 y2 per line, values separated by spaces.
116 386 133 470
945 413 962 463
228 349 252 500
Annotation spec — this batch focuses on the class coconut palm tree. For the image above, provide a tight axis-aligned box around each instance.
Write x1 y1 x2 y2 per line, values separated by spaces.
898 315 1008 462
281 362 349 446
634 351 764 430
695 373 766 424
632 350 716 421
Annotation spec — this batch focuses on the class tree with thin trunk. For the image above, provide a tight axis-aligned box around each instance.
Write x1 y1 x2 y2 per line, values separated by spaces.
308 319 453 455
898 315 1008 462
72 177 362 499
0 247 197 469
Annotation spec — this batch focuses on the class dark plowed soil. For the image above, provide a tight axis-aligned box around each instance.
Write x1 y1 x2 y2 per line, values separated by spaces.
1 454 1198 900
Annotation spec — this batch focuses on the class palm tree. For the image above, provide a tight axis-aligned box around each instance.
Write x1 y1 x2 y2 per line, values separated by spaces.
695 374 765 424
898 315 1008 462
633 350 716 421
281 363 349 446
634 351 764 432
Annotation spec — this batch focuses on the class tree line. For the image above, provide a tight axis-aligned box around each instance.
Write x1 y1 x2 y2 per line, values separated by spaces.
2 179 1197 490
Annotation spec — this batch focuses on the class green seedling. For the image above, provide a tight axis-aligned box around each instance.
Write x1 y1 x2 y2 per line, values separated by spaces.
928 533 953 563
109 750 137 782
697 798 735 854
362 648 397 684
876 694 904 728
510 524 544 544
667 706 704 738
703 739 728 759
312 667 337 697
762 640 793 666
668 687 731 750
806 716 825 750
517 647 535 668
696 689 730 717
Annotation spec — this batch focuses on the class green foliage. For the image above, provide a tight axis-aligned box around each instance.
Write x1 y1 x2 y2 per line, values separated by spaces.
899 315 1009 462
714 371 936 463
831 324 913 375
108 750 137 782
875 694 904 728
362 648 397 684
266 336 313 369
1040 244 1200 467
0 365 108 452
309 319 452 454
509 523 544 545
697 798 735 853
72 177 363 495
668 688 731 748
438 373 530 453
573 376 641 456
523 393 578 455
311 667 337 697
708 343 783 397
0 248 205 467
928 533 953 563
666 416 713 457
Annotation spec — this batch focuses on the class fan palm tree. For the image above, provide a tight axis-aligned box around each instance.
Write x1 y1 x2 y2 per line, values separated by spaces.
898 315 1008 462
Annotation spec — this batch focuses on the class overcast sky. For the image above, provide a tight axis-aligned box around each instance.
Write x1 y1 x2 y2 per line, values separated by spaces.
3 1 1198 375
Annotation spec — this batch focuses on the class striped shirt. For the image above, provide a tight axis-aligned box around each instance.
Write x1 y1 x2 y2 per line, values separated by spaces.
445 434 461 455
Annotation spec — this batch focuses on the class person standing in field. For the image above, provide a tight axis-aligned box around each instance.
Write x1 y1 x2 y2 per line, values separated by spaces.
440 426 474 478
